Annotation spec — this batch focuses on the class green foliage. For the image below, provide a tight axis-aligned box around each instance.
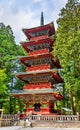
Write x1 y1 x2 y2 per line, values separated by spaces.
0 69 7 93
0 23 26 113
0 69 7 108
53 0 80 113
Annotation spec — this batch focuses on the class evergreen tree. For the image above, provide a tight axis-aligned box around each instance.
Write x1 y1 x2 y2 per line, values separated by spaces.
0 69 7 109
54 0 80 114
0 23 26 113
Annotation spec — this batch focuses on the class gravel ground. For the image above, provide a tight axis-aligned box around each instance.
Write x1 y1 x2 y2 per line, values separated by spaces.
0 127 80 130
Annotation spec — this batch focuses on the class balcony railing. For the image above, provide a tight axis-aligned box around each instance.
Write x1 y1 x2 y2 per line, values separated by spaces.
27 64 50 72
0 114 80 127
29 49 49 56
24 82 51 90
31 114 80 122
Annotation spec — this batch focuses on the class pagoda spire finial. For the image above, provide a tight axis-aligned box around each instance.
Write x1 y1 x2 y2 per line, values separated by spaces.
40 12 44 26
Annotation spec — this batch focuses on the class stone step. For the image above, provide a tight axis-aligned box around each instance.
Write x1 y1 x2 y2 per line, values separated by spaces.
32 122 80 128
16 120 80 128
17 120 32 127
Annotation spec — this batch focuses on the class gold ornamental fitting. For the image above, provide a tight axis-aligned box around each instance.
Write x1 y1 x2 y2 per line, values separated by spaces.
33 72 36 75
50 22 53 27
50 35 54 40
34 55 37 58
52 69 57 73
32 94 36 96
35 40 38 42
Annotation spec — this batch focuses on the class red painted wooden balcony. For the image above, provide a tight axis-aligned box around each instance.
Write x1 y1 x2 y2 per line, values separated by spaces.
24 82 52 90
27 64 50 72
30 35 48 41
29 49 49 56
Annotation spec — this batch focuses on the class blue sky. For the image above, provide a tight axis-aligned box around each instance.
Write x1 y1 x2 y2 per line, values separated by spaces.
0 0 68 43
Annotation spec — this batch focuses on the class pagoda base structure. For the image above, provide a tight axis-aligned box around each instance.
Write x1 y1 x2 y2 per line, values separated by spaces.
26 102 53 115
14 91 63 115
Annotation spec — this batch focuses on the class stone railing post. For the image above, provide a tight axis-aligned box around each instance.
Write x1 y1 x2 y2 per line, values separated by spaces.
76 112 79 121
0 109 3 127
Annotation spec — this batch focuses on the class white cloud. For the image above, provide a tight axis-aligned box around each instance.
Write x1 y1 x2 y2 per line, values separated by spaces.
0 0 67 43
34 0 44 3
0 7 35 43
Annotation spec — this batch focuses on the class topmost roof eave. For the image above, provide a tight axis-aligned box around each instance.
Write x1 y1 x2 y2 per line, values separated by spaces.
22 22 55 39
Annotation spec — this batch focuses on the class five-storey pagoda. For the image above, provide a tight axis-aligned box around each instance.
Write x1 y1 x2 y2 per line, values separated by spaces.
13 13 64 115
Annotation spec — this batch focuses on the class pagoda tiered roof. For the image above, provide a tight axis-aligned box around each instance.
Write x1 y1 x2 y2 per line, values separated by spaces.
22 22 55 40
13 19 64 112
20 53 61 68
13 90 64 102
16 69 63 83
13 88 57 94
21 37 54 52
